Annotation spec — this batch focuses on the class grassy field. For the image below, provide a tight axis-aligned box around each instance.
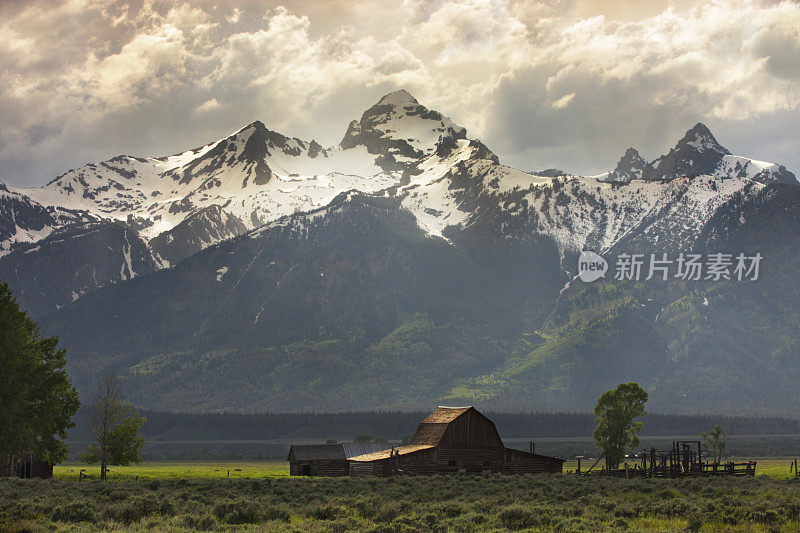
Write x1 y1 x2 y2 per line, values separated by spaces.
1 460 799 532
54 461 289 481
52 458 799 482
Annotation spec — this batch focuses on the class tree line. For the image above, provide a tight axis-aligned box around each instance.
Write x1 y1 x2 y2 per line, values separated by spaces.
66 408 799 442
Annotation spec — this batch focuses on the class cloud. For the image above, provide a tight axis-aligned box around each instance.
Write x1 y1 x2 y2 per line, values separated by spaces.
552 93 576 110
0 0 799 186
193 98 221 115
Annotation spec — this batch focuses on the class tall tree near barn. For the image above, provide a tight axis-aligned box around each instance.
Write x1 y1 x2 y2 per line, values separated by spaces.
81 372 146 481
0 282 80 476
592 382 648 471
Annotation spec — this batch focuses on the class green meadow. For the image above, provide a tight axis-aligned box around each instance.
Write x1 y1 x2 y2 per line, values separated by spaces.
1 460 799 532
53 461 289 481
51 458 798 482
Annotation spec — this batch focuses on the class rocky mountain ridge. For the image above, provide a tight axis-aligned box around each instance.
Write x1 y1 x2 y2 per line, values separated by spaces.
2 91 799 414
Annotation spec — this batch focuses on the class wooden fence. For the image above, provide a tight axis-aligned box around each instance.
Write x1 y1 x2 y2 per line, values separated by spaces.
578 441 756 478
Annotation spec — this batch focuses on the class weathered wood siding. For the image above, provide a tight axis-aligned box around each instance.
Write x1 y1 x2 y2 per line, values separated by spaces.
12 458 54 479
438 409 504 448
352 448 562 476
289 460 348 476
350 460 390 476
503 448 563 473
431 448 505 473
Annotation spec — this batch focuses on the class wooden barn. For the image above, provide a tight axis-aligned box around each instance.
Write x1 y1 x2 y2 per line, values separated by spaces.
3 456 54 479
349 406 564 476
288 442 394 476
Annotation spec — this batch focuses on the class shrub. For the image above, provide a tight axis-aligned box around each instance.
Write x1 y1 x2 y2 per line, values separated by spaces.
686 514 704 532
352 498 377 519
183 512 216 530
263 505 291 522
311 504 347 520
498 505 535 530
433 502 464 518
0 520 49 533
51 502 95 523
376 502 400 523
113 496 162 524
213 500 263 525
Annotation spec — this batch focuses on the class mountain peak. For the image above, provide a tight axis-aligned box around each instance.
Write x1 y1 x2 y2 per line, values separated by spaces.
676 123 730 156
622 147 642 159
249 120 268 132
339 90 467 171
606 147 647 183
598 147 646 183
642 123 731 181
377 89 419 107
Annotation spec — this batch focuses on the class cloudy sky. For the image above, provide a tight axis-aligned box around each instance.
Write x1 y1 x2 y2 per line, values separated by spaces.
2 0 799 187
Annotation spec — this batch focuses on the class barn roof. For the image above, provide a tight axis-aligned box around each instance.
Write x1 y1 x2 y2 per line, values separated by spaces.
349 444 434 462
411 406 474 446
341 442 394 458
419 406 472 424
288 444 345 461
505 447 566 463
288 442 395 461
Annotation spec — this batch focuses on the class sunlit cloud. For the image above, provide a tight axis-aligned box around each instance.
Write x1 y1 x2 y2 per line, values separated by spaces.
0 0 798 186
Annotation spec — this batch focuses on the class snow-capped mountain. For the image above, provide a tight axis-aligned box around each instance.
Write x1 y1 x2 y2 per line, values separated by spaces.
600 148 647 183
642 123 796 184
340 89 467 170
0 180 97 255
0 91 797 314
3 90 800 414
595 124 796 186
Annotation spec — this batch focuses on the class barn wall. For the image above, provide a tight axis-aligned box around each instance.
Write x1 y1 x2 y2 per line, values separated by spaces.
352 447 563 476
29 460 53 479
289 460 348 476
432 448 505 474
350 460 389 476
12 458 54 479
504 449 563 473
439 410 504 449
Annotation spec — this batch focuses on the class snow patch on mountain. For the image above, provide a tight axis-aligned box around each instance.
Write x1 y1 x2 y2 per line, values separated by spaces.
17 121 393 246
4 93 797 277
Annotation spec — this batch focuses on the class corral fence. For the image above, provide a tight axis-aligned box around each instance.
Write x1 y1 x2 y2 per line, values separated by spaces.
577 441 756 478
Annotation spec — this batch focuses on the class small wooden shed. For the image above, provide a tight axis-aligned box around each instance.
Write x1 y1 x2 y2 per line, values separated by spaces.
349 406 564 476
288 442 394 476
6 456 54 479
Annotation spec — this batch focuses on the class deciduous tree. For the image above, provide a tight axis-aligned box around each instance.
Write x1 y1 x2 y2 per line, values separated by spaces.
80 372 145 481
701 425 728 464
592 382 648 470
